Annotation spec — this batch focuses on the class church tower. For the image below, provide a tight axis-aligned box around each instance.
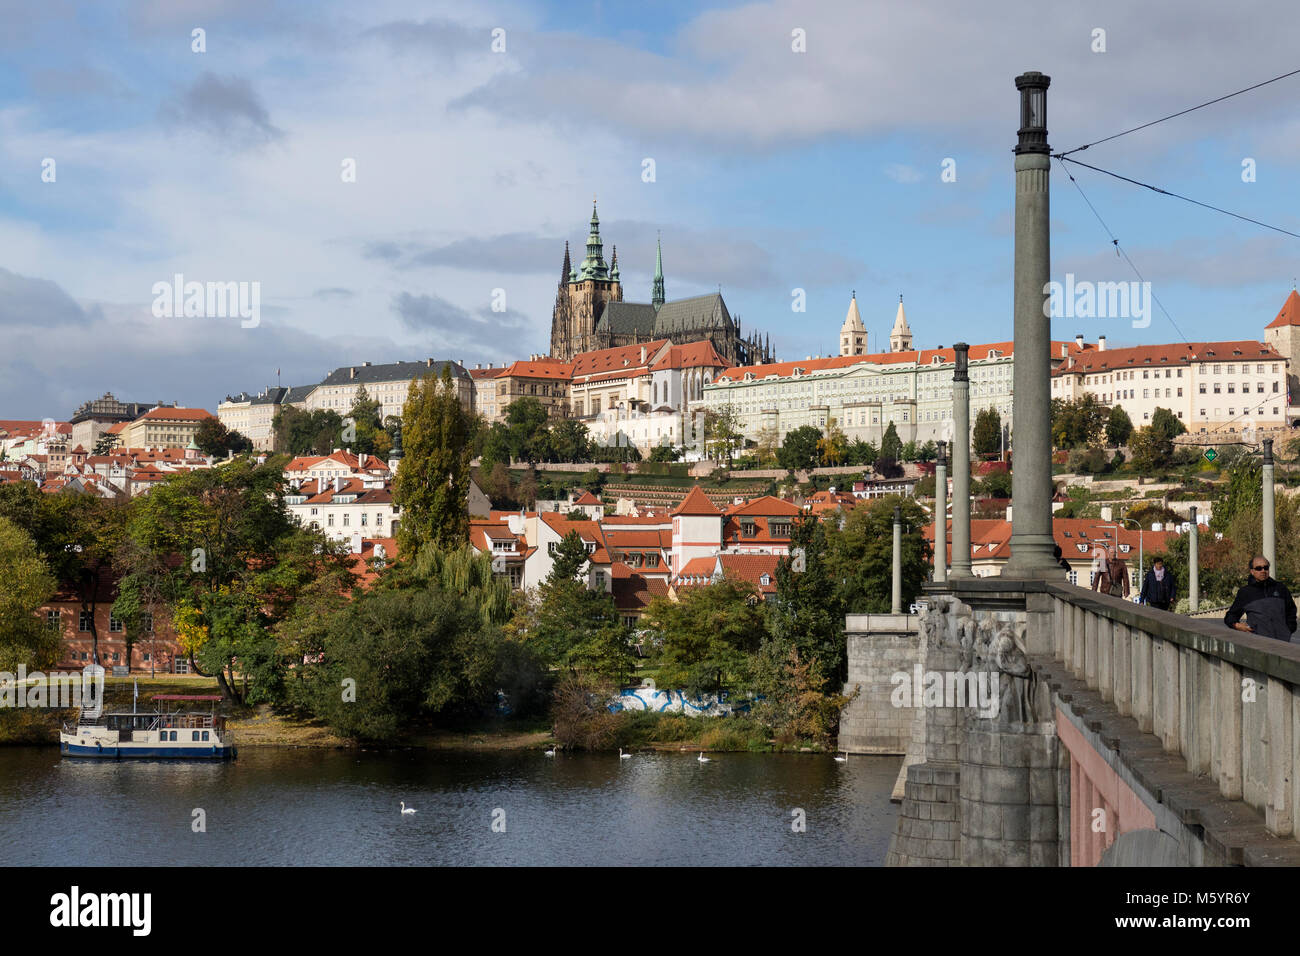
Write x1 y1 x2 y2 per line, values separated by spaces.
840 291 866 355
1265 288 1300 404
550 202 623 360
889 294 913 352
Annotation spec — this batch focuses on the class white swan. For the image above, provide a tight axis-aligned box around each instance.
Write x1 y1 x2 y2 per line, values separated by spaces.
834 751 848 763
400 802 416 814
697 752 711 763
544 745 556 757
619 747 631 760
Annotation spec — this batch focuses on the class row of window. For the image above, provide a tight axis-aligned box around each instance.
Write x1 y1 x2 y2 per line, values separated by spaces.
1198 382 1278 394
52 610 153 633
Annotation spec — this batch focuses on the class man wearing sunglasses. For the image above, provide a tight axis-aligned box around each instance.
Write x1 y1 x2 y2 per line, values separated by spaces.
1224 557 1297 643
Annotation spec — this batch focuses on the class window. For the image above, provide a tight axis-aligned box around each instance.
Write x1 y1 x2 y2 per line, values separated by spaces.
202 731 210 741
1256 383 1264 393
192 731 200 741
79 611 92 632
360 513 368 526
111 652 120 662
1142 370 1149 379
770 521 792 538
1274 382 1280 393
646 554 659 568
343 514 350 526
1142 389 1149 398
1199 384 1206 394
1213 384 1221 394
327 514 334 526
1143 412 1150 420
377 513 383 525
1228 384 1235 393
741 519 757 537
142 613 153 632
109 614 122 633
47 610 60 632
1228 365 1235 374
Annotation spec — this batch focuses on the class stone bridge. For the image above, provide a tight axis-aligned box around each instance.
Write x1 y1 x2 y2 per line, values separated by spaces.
840 579 1300 866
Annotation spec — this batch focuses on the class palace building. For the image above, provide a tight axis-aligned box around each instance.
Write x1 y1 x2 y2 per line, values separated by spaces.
549 203 773 368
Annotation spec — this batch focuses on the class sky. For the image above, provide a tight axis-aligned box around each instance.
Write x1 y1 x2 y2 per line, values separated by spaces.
1 0 1298 420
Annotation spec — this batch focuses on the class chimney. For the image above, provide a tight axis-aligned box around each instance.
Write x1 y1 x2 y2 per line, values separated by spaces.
350 532 363 554
350 367 356 379
426 358 434 367
640 346 646 364
334 476 342 493
1098 335 1107 352
475 363 481 369
1075 334 1084 349
360 453 367 468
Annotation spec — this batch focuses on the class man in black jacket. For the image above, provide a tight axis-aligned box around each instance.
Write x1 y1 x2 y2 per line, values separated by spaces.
1224 557 1298 642
1139 557 1177 611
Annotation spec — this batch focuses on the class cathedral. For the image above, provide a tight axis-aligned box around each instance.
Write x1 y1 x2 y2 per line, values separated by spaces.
549 203 774 366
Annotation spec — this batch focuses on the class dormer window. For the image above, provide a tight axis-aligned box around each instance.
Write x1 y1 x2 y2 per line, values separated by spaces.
760 574 771 586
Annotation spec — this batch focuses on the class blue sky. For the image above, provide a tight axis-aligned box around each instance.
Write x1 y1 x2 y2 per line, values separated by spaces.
1 0 1298 419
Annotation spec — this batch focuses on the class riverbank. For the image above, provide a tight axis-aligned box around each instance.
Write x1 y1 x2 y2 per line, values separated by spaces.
1 676 841 753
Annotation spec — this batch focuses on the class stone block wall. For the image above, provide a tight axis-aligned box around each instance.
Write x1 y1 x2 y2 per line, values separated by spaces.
838 614 921 755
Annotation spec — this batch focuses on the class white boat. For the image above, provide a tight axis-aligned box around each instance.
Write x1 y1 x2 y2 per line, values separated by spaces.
61 694 236 760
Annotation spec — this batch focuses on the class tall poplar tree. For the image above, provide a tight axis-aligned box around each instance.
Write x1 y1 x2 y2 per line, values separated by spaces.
394 365 472 553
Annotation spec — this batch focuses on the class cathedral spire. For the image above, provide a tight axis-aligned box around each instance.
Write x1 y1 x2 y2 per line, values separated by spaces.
610 244 619 280
652 232 665 310
560 241 571 286
578 201 609 280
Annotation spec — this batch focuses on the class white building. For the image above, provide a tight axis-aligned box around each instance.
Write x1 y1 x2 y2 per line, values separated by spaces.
284 477 400 541
1051 338 1288 437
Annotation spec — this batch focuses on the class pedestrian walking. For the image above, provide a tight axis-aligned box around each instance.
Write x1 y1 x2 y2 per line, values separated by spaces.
1139 557 1176 610
1090 545 1109 592
1106 547 1131 599
1225 556 1298 642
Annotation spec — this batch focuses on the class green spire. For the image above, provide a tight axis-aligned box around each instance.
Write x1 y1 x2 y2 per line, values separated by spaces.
652 232 665 310
578 200 609 280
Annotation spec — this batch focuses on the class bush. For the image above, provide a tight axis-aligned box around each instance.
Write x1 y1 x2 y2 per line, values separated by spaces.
1067 446 1110 475
551 674 621 750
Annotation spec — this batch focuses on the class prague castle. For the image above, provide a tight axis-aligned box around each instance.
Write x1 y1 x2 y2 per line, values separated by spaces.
549 203 773 367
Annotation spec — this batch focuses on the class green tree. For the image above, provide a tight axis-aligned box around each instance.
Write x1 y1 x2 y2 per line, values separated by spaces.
1128 425 1175 473
642 576 765 695
1105 406 1134 447
845 438 878 467
917 440 938 462
778 425 822 471
394 365 473 553
880 422 903 462
1149 406 1187 442
0 517 59 671
509 531 631 682
900 440 919 463
770 515 844 684
504 397 550 463
977 471 1013 498
819 418 848 466
1051 395 1107 449
824 497 932 616
548 419 591 464
345 385 385 456
194 417 232 457
973 408 1002 458
272 406 346 456
704 405 744 465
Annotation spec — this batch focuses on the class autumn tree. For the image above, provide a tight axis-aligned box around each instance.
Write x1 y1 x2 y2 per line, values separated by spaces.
394 365 473 553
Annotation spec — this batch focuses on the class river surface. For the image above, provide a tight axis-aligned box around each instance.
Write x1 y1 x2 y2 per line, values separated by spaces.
0 747 900 866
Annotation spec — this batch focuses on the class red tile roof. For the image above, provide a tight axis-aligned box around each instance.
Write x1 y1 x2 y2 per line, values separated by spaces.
672 485 720 516
1054 341 1282 376
715 341 1036 382
1266 290 1300 330
573 491 602 505
651 341 729 371
496 358 574 380
570 340 671 379
139 407 215 421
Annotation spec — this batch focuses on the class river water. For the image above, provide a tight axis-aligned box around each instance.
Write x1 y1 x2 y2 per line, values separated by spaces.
0 747 901 866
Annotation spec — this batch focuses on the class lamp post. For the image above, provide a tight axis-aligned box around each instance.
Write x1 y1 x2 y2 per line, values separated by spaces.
1005 70 1057 576
892 505 903 614
1189 506 1200 613
934 440 948 583
950 344 972 578
1263 438 1276 572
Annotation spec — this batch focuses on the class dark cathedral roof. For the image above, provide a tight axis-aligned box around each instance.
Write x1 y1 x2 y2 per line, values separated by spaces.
595 293 734 339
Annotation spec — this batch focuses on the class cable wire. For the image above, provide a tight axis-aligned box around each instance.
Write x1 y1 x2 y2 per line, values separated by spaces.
1057 67 1300 157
